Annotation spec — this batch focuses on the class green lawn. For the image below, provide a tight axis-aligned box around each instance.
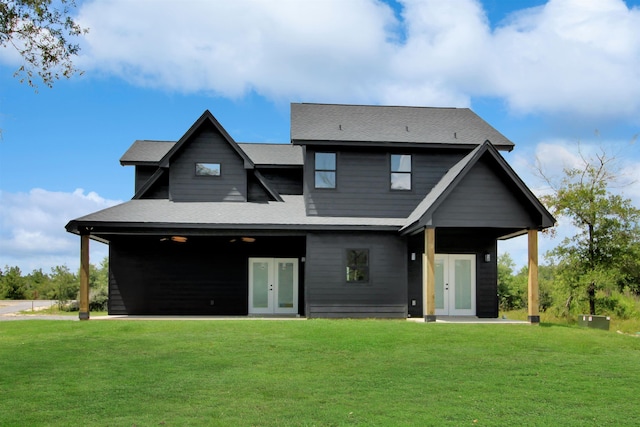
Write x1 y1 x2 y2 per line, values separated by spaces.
1 320 638 426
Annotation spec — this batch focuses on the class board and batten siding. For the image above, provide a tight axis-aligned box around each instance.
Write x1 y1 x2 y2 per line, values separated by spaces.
305 232 408 318
304 148 467 218
169 126 247 202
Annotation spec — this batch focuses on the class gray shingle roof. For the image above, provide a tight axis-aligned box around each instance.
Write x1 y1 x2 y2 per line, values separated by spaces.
238 143 302 166
67 196 405 232
119 141 301 166
291 103 514 149
120 140 176 165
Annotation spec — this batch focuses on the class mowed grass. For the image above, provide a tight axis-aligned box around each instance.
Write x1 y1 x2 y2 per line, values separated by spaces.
1 320 639 426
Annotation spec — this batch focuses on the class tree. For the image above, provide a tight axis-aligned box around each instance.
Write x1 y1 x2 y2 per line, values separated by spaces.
497 253 526 311
0 265 26 299
539 145 640 315
1 0 88 88
49 265 78 307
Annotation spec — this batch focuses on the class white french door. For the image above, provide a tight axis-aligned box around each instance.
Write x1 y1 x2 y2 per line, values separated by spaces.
434 254 476 316
249 258 298 315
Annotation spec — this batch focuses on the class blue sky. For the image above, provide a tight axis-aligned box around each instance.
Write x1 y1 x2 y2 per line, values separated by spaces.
1 0 639 273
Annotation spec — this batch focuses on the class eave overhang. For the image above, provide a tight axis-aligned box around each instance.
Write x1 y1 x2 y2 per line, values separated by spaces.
400 140 555 235
292 139 514 152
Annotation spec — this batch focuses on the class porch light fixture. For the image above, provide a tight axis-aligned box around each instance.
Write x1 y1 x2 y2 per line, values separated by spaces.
484 253 491 263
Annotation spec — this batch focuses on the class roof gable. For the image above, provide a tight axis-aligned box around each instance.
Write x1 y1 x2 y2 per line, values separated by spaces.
401 141 555 234
291 103 514 150
159 110 254 169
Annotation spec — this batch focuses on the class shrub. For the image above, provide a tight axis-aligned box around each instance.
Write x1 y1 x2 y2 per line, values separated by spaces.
89 287 108 311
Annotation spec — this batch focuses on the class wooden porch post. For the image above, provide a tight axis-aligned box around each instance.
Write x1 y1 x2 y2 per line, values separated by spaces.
79 233 90 320
424 227 436 322
527 229 540 324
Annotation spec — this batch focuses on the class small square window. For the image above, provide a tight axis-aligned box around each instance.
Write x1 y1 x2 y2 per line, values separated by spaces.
346 249 369 283
195 163 221 176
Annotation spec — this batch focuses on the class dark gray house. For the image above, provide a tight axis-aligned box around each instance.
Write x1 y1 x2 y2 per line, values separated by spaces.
66 103 554 322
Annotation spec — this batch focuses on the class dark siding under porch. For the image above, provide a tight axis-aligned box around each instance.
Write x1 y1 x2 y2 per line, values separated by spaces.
407 228 500 318
108 236 305 316
305 232 408 318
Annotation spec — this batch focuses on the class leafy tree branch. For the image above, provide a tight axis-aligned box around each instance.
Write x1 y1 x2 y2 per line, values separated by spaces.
1 0 88 88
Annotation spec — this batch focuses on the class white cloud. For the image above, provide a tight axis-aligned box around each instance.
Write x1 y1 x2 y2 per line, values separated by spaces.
491 0 640 117
66 0 640 118
0 189 120 274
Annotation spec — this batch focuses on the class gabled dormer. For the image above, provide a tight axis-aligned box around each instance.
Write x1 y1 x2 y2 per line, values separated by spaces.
119 110 303 202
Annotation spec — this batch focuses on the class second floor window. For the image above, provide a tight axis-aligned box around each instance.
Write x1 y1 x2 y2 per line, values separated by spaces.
315 152 336 189
391 154 411 190
196 163 221 176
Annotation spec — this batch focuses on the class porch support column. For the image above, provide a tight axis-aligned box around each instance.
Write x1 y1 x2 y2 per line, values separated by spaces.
527 229 540 324
79 233 90 320
424 227 436 322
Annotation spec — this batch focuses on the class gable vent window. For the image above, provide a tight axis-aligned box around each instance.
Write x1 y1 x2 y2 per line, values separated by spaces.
391 154 411 190
346 249 369 283
315 152 336 189
195 163 221 176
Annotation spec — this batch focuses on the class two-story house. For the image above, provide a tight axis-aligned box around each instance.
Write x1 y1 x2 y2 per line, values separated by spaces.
66 103 554 322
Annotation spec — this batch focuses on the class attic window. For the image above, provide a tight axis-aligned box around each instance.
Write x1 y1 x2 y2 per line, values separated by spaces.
195 163 221 176
391 154 411 190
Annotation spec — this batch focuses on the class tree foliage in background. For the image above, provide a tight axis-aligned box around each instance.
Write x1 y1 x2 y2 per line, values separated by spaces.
538 145 640 316
0 258 109 311
497 253 526 311
0 0 87 88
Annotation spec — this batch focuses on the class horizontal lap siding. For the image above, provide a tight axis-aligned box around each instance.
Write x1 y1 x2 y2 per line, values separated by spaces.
305 149 465 217
405 229 500 318
260 168 303 195
135 166 156 194
170 126 247 202
109 239 248 315
305 232 407 318
437 229 499 318
432 158 536 228
108 237 306 316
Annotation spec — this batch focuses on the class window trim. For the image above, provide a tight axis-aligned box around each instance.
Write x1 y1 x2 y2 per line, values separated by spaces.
195 162 221 177
345 248 370 284
390 154 412 191
314 152 337 189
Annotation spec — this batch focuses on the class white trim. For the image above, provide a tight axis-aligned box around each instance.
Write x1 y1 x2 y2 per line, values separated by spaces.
249 258 298 315
434 254 476 316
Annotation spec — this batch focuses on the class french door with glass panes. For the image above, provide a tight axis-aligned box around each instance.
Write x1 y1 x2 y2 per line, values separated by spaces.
434 254 476 316
249 258 298 315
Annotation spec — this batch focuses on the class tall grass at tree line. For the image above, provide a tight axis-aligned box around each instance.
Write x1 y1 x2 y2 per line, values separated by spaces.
0 320 638 426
